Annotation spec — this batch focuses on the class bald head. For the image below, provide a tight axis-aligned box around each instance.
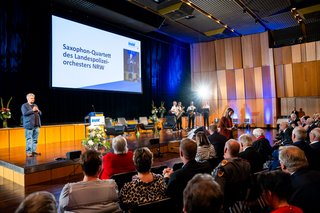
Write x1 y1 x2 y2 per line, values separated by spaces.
224 139 240 158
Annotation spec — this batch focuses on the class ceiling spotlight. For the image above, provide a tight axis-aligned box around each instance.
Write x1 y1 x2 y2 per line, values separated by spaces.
291 7 296 12
153 0 165 3
230 29 234 32
216 20 220 24
224 24 228 28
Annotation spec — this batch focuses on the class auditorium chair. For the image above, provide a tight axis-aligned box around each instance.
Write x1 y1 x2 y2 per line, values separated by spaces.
111 171 137 191
150 165 167 175
137 117 154 134
105 117 125 137
127 197 174 213
117 117 137 135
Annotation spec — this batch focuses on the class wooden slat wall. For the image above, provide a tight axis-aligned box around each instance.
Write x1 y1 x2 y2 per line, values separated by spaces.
190 32 320 127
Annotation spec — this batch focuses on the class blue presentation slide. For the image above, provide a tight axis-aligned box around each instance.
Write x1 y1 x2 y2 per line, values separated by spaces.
51 15 142 93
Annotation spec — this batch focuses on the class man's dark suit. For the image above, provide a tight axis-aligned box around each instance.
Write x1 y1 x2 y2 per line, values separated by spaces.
165 159 211 209
310 141 320 171
294 140 318 170
289 168 320 213
310 141 320 152
208 132 228 162
238 147 264 173
252 137 272 162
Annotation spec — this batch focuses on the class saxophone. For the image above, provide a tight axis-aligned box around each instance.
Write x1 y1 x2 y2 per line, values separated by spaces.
176 106 185 120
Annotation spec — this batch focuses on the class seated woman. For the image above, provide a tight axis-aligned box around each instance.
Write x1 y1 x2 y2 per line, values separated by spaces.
119 147 167 208
195 131 216 162
100 135 135 179
252 128 272 163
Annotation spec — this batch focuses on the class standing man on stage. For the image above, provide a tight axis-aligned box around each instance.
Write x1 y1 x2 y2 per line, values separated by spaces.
202 101 210 129
187 101 196 130
21 93 42 157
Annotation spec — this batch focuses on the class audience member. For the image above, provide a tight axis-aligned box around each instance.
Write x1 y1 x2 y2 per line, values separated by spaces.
195 131 216 162
308 127 320 170
59 150 121 212
120 147 167 208
274 122 292 146
238 134 264 173
212 139 251 212
257 170 303 213
298 108 305 118
252 128 272 162
163 138 212 210
183 173 223 213
15 191 57 213
299 115 309 127
279 146 320 213
99 135 135 179
208 124 228 162
291 126 317 170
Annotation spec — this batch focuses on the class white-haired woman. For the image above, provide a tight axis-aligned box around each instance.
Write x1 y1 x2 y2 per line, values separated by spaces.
99 135 135 179
252 128 272 162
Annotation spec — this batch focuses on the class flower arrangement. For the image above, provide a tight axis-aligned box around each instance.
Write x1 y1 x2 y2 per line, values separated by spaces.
82 125 110 151
1 97 12 128
159 101 166 118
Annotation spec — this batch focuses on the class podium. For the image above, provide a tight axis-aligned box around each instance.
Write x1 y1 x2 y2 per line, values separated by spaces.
84 112 105 126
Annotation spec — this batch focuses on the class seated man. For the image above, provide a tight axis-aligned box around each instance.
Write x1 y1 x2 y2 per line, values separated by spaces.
163 138 212 210
208 124 228 163
59 150 121 213
279 146 320 213
212 139 251 212
238 134 264 173
183 173 223 213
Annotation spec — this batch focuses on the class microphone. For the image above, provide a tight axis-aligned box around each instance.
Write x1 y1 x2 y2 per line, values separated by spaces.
92 105 96 112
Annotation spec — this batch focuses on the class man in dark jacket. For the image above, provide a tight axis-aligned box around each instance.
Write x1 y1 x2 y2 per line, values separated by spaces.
208 124 228 162
163 138 212 210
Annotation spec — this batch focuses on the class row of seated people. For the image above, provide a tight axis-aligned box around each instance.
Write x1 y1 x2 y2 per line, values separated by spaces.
16 138 320 213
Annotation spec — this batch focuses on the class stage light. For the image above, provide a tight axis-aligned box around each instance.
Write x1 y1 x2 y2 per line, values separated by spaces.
197 85 210 99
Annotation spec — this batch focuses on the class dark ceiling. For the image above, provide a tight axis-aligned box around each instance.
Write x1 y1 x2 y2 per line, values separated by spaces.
53 0 320 45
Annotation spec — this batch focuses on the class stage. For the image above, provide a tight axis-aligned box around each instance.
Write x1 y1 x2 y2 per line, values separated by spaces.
0 123 186 186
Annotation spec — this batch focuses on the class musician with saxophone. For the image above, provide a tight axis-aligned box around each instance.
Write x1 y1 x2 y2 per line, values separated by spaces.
187 101 196 130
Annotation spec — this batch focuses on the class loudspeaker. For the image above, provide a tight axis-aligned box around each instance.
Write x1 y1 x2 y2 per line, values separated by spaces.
66 150 82 160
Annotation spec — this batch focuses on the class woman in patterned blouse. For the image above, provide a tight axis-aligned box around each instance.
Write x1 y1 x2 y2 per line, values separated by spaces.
195 131 216 162
119 147 167 209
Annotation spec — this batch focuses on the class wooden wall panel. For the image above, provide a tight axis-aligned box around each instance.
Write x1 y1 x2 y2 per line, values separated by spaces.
281 97 320 117
273 47 283 65
244 68 256 99
191 72 201 91
282 46 292 64
254 67 263 98
293 61 319 96
45 126 61 144
291 44 301 63
201 71 218 100
215 39 226 70
232 37 243 68
262 66 273 98
241 35 253 68
300 43 307 62
217 70 227 100
260 32 270 66
190 44 201 73
275 65 285 97
0 129 9 149
317 61 320 95
316 41 320 60
284 64 294 97
61 125 75 142
225 39 234 69
235 69 245 99
306 42 316 62
226 70 236 99
200 42 216 72
252 34 262 67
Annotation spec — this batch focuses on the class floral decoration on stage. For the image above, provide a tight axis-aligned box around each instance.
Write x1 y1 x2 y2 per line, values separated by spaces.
0 97 12 128
149 101 166 136
82 125 110 151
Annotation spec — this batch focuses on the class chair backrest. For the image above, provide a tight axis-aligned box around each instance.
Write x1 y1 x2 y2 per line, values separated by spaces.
105 118 113 127
139 117 149 125
129 197 173 213
149 138 160 145
111 171 137 191
150 165 167 175
117 117 127 125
